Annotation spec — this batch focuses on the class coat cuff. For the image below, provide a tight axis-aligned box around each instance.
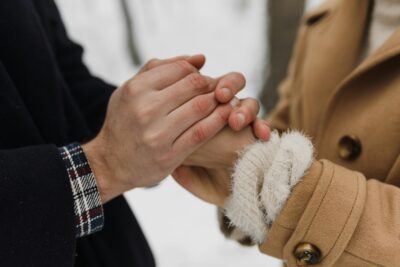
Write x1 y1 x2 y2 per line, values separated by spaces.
59 143 104 238
224 131 314 244
260 160 366 266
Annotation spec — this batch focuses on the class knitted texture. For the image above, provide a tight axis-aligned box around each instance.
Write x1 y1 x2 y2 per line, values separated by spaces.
224 131 314 243
224 132 281 243
261 131 314 230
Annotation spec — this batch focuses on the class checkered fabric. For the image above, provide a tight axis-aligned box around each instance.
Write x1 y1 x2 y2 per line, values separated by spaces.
59 143 104 238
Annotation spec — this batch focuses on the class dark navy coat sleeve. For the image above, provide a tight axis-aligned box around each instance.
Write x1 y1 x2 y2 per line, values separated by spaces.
0 1 155 266
0 145 76 267
35 0 116 134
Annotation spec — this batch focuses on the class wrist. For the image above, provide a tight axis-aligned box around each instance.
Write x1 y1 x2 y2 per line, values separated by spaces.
208 168 232 207
228 127 256 166
82 139 123 204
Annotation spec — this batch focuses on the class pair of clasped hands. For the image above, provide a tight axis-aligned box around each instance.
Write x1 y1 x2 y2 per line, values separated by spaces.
83 55 271 207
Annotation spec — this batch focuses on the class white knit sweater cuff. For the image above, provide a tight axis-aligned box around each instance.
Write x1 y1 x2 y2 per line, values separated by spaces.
224 131 314 244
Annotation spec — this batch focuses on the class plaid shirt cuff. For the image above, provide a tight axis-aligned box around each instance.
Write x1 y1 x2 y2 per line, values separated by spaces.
59 143 104 238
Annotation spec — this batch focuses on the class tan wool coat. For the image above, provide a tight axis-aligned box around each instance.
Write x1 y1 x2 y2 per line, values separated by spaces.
255 0 400 266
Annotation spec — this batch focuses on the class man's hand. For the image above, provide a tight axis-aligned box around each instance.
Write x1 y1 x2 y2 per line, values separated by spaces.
172 126 258 207
83 55 248 203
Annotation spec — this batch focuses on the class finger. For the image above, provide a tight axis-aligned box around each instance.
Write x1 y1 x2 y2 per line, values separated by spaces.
159 75 217 114
139 60 199 90
139 54 206 74
139 56 188 73
228 98 260 131
252 119 271 141
172 102 234 160
164 92 218 141
214 72 246 103
186 54 206 70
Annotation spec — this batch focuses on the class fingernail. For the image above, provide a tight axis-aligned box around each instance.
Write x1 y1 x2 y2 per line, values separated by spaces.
236 113 246 126
261 123 270 131
260 124 270 140
221 88 231 99
229 97 240 108
189 54 203 59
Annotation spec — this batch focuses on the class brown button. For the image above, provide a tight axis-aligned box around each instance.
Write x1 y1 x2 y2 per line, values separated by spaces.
338 135 362 161
294 242 321 265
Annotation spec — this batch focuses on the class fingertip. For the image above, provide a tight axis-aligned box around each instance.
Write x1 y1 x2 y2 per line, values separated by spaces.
236 112 246 127
222 88 233 102
229 112 246 131
187 54 206 70
215 87 233 103
254 121 271 141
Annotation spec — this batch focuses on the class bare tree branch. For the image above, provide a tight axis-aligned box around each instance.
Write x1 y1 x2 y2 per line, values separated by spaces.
260 0 305 112
120 0 142 66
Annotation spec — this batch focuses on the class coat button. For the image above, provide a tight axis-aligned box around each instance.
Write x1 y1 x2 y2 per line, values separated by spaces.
338 135 362 161
294 242 321 265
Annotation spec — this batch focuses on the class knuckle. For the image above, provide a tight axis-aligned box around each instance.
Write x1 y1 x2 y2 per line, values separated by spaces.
143 131 162 149
146 58 160 69
215 107 230 123
192 126 209 144
136 106 154 124
121 80 139 98
187 73 208 90
192 96 212 114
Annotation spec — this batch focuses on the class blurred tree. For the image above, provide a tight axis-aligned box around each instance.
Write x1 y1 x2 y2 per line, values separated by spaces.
120 0 142 66
235 0 250 10
261 0 306 112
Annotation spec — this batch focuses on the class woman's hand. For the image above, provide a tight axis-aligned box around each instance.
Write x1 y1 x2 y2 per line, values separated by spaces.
173 125 263 206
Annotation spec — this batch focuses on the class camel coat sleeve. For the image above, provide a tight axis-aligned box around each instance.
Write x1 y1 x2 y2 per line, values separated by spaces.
260 159 400 266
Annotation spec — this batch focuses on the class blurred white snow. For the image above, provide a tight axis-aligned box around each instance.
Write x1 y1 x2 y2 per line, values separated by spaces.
54 0 321 266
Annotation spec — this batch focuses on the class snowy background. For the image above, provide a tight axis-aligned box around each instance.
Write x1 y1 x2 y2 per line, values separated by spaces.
55 0 322 266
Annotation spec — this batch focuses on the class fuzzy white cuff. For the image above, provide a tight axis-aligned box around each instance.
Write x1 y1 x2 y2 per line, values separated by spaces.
224 131 314 244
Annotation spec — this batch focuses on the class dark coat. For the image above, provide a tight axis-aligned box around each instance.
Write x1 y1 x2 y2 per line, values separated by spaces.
0 0 155 266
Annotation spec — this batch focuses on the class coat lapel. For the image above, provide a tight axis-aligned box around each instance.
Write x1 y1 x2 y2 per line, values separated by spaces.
341 28 400 87
301 0 370 136
316 0 400 146
310 0 371 141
